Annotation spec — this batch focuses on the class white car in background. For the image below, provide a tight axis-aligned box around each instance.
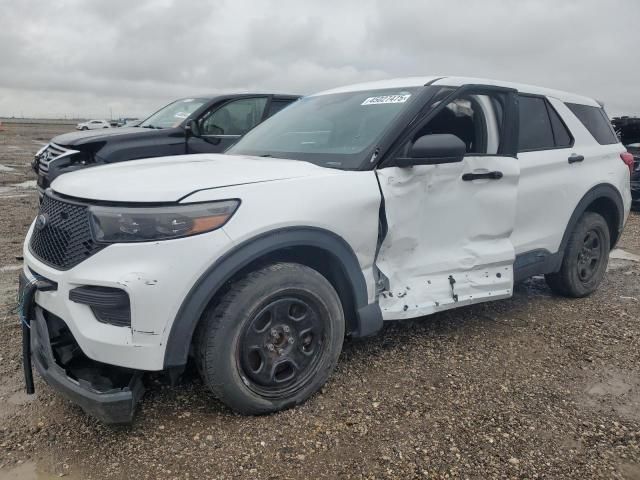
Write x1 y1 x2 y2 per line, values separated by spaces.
76 119 111 130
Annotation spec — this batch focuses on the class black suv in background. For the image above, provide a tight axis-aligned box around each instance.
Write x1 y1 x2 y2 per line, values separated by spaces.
33 93 299 195
612 116 640 208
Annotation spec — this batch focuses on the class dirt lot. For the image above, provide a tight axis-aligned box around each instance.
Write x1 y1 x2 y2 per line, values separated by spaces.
1 122 640 479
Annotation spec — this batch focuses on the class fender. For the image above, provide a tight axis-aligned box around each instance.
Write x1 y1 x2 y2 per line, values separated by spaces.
559 183 624 252
514 183 625 281
163 227 383 369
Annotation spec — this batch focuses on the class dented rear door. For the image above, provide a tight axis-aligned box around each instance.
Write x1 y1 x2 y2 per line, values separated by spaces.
374 87 520 319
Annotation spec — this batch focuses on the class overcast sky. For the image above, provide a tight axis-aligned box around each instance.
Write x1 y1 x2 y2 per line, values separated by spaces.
0 0 638 119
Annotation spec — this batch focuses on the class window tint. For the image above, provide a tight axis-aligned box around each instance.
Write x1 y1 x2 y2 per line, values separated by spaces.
518 96 554 151
408 92 505 155
267 99 294 117
201 97 268 136
566 103 618 145
547 103 572 148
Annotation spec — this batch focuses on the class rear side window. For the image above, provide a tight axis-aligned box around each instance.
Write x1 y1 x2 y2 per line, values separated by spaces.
566 103 618 145
518 95 574 151
547 104 572 148
518 96 554 151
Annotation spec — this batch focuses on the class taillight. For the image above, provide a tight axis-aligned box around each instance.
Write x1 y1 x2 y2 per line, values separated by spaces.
621 152 634 174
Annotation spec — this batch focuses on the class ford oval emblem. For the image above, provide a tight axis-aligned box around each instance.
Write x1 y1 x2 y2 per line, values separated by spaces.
35 213 48 231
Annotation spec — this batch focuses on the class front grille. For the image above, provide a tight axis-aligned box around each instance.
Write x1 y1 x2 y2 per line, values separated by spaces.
37 143 76 175
29 194 105 270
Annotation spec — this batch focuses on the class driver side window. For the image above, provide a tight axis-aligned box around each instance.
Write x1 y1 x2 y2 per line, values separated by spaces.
200 97 268 136
407 93 505 155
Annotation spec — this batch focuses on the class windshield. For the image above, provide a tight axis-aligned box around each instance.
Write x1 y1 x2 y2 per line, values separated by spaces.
139 98 209 129
227 87 421 169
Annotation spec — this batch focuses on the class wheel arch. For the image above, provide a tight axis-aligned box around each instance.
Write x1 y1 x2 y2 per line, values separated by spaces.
558 184 625 262
163 227 382 369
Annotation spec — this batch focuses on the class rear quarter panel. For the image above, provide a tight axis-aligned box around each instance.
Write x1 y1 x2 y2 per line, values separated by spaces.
514 97 630 255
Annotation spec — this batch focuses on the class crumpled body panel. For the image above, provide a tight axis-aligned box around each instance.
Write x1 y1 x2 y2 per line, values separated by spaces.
375 156 519 319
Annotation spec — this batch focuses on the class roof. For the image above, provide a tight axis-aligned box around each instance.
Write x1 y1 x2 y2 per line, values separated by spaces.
190 93 300 101
312 76 599 107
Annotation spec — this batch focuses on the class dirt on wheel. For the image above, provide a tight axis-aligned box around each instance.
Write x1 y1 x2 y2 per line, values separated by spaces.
1 121 640 479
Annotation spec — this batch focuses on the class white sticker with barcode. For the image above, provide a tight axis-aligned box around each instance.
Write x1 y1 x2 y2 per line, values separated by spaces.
362 94 411 105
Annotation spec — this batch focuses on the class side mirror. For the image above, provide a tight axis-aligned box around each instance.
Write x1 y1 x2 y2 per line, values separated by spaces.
395 134 466 167
184 119 199 137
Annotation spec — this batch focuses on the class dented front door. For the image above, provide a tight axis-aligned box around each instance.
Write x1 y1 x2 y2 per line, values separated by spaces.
374 89 520 320
375 157 519 319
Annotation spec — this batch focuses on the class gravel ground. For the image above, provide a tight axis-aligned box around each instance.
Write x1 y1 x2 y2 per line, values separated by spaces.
1 122 640 479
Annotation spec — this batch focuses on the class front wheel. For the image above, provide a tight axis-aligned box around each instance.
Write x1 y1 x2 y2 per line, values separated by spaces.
545 212 610 297
195 263 345 414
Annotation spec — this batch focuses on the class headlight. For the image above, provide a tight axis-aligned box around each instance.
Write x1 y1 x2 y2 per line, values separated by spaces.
89 200 239 243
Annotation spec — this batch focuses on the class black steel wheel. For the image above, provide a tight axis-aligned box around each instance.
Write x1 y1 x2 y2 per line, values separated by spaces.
546 212 610 297
196 263 344 414
576 229 605 283
238 296 328 398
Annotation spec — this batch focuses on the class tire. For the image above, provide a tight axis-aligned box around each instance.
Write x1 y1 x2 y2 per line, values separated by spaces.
195 262 345 415
545 212 610 298
81 126 88 130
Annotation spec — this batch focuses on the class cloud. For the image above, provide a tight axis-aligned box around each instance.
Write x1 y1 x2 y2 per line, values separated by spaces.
0 0 638 118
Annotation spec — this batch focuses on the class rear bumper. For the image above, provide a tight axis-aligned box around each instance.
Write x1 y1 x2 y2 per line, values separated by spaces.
30 305 144 424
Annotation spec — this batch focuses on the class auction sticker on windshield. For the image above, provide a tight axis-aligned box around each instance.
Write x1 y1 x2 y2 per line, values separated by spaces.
362 94 411 105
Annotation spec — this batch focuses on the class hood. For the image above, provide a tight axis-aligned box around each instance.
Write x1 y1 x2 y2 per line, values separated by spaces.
51 154 330 202
52 127 167 147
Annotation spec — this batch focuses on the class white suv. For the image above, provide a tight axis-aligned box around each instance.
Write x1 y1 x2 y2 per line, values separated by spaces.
76 119 111 130
19 76 633 423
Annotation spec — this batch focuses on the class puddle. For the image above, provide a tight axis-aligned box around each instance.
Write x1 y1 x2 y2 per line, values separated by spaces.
0 462 68 480
0 164 16 172
609 248 640 271
587 376 632 396
12 180 36 189
0 265 22 272
611 249 640 262
0 180 36 198
583 369 640 421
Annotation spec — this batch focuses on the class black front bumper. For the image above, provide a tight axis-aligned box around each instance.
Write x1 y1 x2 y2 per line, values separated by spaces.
30 309 144 424
20 272 144 424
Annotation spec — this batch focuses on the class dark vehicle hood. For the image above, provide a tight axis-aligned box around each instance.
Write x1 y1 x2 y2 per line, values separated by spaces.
52 127 180 147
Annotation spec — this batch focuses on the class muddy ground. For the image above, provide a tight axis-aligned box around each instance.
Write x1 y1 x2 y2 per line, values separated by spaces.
1 122 640 479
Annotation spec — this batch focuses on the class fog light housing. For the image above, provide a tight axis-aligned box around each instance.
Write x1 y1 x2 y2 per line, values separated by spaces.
69 286 131 327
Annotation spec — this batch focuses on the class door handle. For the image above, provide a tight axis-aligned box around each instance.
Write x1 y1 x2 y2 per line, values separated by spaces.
568 154 584 164
462 171 503 181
